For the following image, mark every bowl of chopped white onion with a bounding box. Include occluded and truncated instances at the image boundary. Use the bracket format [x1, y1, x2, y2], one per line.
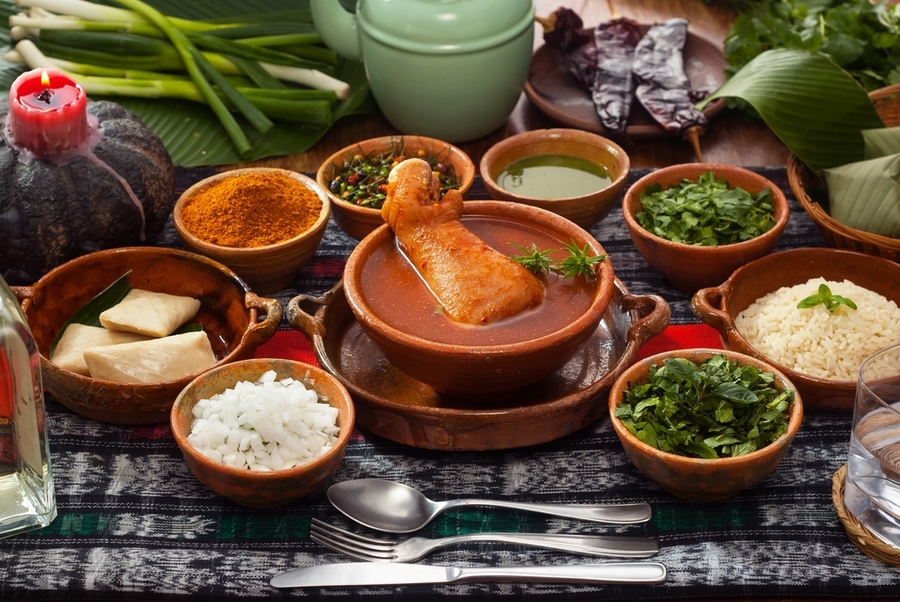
[170, 358, 355, 509]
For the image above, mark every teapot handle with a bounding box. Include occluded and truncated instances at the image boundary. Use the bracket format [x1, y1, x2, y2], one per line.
[310, 0, 362, 61]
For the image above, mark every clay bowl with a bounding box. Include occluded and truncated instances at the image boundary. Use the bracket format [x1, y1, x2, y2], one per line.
[342, 200, 617, 399]
[622, 163, 789, 293]
[691, 247, 900, 412]
[480, 128, 631, 229]
[173, 167, 330, 295]
[171, 358, 355, 509]
[316, 135, 476, 240]
[12, 247, 282, 425]
[609, 348, 803, 502]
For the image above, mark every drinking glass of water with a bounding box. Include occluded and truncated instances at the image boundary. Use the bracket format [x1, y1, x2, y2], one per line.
[845, 342, 900, 549]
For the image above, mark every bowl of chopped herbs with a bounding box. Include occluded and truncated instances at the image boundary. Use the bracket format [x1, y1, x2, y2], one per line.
[622, 163, 789, 293]
[609, 348, 803, 502]
[317, 135, 475, 240]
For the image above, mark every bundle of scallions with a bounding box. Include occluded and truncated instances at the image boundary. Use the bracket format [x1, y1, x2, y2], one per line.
[5, 0, 352, 157]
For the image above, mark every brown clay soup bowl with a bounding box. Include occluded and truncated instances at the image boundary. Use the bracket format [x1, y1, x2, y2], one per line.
[691, 247, 900, 411]
[341, 200, 617, 400]
[13, 247, 282, 424]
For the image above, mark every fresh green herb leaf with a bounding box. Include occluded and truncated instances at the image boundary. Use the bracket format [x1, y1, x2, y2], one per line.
[510, 243, 554, 273]
[614, 354, 793, 459]
[49, 272, 132, 357]
[635, 171, 776, 246]
[509, 240, 607, 279]
[797, 283, 858, 312]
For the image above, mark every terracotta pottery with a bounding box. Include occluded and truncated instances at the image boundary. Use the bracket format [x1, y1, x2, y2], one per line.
[691, 247, 900, 412]
[608, 348, 803, 502]
[12, 247, 282, 425]
[316, 135, 476, 240]
[480, 128, 630, 228]
[170, 359, 355, 509]
[341, 200, 617, 400]
[173, 167, 330, 295]
[622, 163, 789, 293]
[288, 279, 669, 450]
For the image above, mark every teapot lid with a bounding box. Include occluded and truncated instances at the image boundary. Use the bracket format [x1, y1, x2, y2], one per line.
[358, 0, 535, 54]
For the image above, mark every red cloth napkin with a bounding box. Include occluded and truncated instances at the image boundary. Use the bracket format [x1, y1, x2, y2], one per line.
[253, 324, 725, 366]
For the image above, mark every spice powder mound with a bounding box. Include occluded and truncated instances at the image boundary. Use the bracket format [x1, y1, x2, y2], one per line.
[181, 172, 322, 248]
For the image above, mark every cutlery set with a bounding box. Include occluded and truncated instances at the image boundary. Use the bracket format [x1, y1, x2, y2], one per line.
[270, 479, 666, 589]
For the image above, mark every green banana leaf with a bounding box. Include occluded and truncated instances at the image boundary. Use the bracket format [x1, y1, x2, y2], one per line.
[864, 126, 900, 160]
[698, 49, 885, 172]
[0, 0, 376, 167]
[824, 152, 900, 238]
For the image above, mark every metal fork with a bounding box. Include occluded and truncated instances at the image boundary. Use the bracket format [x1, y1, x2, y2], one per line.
[309, 518, 659, 562]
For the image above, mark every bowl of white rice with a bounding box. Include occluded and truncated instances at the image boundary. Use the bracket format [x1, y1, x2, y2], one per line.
[170, 358, 355, 508]
[692, 247, 900, 411]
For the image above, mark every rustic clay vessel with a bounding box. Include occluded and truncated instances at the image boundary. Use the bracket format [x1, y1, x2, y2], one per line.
[342, 200, 617, 399]
[622, 163, 789, 293]
[691, 247, 900, 412]
[608, 348, 803, 502]
[317, 135, 475, 240]
[173, 167, 330, 295]
[287, 279, 670, 451]
[480, 128, 630, 228]
[12, 247, 282, 425]
[171, 359, 355, 509]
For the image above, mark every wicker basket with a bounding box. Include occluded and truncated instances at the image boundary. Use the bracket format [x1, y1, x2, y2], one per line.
[787, 83, 900, 262]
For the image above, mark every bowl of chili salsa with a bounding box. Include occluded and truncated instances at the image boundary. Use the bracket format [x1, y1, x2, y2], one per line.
[316, 135, 476, 240]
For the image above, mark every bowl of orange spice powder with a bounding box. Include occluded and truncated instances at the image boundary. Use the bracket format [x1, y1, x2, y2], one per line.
[173, 167, 330, 295]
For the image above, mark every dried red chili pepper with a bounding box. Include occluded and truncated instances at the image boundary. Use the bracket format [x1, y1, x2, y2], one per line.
[632, 18, 708, 157]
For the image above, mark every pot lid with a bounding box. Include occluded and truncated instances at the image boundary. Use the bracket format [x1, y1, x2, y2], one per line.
[357, 0, 535, 54]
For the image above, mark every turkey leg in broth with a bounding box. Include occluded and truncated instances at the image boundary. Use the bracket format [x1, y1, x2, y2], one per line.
[381, 159, 545, 325]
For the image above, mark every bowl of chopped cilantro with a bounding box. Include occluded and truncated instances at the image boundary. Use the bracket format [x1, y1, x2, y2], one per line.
[622, 163, 789, 293]
[317, 136, 475, 240]
[609, 348, 803, 502]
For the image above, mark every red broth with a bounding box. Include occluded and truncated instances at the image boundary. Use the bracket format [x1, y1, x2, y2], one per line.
[359, 215, 599, 345]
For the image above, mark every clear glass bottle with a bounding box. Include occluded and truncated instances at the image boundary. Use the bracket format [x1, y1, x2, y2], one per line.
[0, 274, 56, 539]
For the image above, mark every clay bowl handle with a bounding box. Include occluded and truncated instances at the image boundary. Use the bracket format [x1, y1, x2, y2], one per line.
[241, 292, 283, 349]
[621, 292, 671, 347]
[690, 285, 734, 337]
[10, 285, 35, 306]
[286, 287, 337, 340]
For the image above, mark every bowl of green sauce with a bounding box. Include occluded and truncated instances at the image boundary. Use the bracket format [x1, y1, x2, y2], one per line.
[480, 128, 630, 228]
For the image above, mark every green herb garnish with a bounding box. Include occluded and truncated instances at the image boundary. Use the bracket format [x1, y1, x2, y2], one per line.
[635, 171, 776, 246]
[510, 240, 607, 279]
[614, 354, 793, 459]
[797, 283, 858, 312]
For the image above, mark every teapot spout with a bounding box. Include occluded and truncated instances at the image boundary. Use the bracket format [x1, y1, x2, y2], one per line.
[310, 0, 362, 62]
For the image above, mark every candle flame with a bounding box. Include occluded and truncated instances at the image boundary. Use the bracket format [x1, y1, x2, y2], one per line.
[40, 70, 50, 87]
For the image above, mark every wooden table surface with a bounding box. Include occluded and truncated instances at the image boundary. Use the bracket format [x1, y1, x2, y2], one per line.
[238, 0, 790, 174]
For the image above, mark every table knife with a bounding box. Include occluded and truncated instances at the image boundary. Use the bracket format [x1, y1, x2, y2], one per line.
[270, 561, 667, 588]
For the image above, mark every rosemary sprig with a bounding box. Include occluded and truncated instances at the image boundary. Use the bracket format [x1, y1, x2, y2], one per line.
[510, 240, 607, 279]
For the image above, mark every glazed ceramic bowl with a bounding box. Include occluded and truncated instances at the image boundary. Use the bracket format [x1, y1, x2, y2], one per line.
[691, 247, 900, 412]
[609, 348, 803, 502]
[622, 163, 789, 293]
[316, 135, 476, 240]
[171, 358, 355, 509]
[12, 247, 282, 425]
[480, 128, 630, 228]
[342, 200, 617, 399]
[173, 167, 330, 295]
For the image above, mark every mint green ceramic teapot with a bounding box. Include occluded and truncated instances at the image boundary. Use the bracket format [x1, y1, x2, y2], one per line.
[310, 0, 535, 142]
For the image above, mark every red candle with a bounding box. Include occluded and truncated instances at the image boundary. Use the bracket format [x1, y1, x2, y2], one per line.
[8, 68, 89, 156]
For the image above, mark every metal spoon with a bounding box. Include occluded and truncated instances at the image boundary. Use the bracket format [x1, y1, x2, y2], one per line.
[327, 479, 652, 533]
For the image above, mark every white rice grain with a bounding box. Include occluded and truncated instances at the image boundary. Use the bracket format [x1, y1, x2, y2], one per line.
[187, 370, 340, 471]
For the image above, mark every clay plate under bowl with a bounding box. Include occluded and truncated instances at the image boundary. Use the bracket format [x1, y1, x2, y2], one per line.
[608, 348, 803, 502]
[525, 25, 727, 139]
[173, 167, 330, 295]
[317, 135, 476, 240]
[171, 358, 355, 509]
[480, 128, 631, 229]
[691, 247, 900, 411]
[12, 247, 282, 425]
[622, 163, 790, 293]
[287, 278, 669, 451]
